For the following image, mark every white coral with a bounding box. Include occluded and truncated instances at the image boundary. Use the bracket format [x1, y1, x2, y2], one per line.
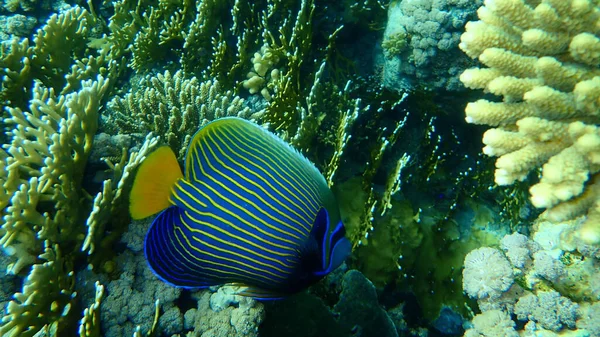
[500, 232, 533, 268]
[515, 291, 579, 331]
[463, 247, 514, 300]
[464, 309, 519, 337]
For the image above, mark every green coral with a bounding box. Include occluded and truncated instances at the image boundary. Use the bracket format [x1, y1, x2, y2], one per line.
[0, 7, 101, 110]
[382, 30, 410, 57]
[3, 0, 40, 12]
[0, 5, 158, 336]
[0, 243, 75, 337]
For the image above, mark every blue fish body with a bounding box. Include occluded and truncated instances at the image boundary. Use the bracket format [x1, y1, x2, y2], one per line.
[136, 117, 351, 298]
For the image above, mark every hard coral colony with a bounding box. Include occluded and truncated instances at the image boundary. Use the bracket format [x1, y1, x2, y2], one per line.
[0, 0, 598, 337]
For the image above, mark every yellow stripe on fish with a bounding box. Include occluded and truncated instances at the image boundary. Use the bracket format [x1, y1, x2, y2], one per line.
[129, 117, 351, 297]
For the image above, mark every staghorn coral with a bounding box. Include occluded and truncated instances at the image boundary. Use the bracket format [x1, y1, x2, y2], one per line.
[459, 0, 600, 244]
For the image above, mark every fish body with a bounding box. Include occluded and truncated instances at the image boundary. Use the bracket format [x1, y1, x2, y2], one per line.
[129, 117, 351, 298]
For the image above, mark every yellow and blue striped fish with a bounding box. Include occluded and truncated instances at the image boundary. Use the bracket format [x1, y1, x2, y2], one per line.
[129, 117, 351, 298]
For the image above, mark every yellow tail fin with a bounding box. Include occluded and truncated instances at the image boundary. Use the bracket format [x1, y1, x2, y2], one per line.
[130, 146, 183, 220]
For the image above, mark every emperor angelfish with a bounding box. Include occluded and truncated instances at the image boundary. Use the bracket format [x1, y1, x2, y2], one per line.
[129, 117, 351, 299]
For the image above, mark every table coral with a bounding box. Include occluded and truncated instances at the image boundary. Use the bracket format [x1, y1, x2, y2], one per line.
[459, 0, 600, 244]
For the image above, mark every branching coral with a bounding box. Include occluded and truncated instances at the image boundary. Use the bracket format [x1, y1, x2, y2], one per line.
[105, 70, 251, 159]
[0, 71, 159, 335]
[0, 242, 74, 337]
[459, 0, 600, 244]
[2, 0, 492, 336]
[0, 6, 112, 110]
[78, 281, 104, 337]
[1, 75, 111, 273]
[243, 44, 282, 100]
[0, 5, 160, 335]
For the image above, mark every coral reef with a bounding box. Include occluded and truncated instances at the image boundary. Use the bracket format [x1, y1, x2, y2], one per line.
[461, 227, 600, 337]
[514, 290, 579, 331]
[0, 0, 414, 335]
[2, 0, 574, 335]
[462, 247, 514, 300]
[100, 255, 181, 337]
[0, 5, 157, 335]
[184, 288, 265, 337]
[105, 70, 252, 159]
[382, 0, 483, 91]
[0, 15, 37, 41]
[464, 309, 519, 337]
[459, 0, 600, 243]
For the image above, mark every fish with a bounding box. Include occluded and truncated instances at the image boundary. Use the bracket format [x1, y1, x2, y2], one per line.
[129, 117, 351, 299]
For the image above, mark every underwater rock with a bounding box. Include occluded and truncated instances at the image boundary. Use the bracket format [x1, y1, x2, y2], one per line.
[333, 270, 399, 337]
[432, 306, 464, 336]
